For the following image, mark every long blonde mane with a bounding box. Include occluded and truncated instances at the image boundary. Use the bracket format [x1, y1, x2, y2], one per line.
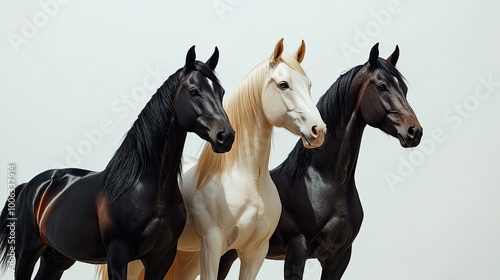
[195, 54, 306, 189]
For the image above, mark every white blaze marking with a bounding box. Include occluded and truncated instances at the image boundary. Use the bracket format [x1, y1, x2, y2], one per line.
[206, 77, 215, 91]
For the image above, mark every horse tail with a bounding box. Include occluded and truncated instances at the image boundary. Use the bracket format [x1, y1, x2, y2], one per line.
[0, 183, 26, 271]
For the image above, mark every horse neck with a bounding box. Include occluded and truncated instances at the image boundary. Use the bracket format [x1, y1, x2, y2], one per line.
[234, 109, 274, 177]
[314, 69, 368, 190]
[228, 65, 274, 177]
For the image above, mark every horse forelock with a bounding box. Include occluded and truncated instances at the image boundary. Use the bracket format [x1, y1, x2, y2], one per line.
[278, 53, 306, 76]
[191, 61, 221, 87]
[375, 58, 407, 91]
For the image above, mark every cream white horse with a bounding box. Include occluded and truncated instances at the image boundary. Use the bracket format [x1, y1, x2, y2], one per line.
[98, 38, 326, 280]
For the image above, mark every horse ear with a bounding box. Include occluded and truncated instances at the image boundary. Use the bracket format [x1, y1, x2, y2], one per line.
[368, 43, 379, 69]
[295, 40, 306, 63]
[271, 38, 285, 65]
[206, 47, 219, 70]
[387, 45, 399, 66]
[185, 45, 196, 71]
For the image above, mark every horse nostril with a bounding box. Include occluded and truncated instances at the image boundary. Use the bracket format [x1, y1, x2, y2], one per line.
[407, 125, 416, 139]
[216, 131, 225, 143]
[311, 125, 318, 138]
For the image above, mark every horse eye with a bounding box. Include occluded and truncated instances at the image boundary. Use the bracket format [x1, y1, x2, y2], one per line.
[377, 84, 387, 92]
[278, 81, 289, 90]
[189, 89, 199, 96]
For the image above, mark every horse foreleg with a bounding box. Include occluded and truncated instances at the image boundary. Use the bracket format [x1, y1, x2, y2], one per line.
[106, 241, 132, 280]
[319, 246, 352, 280]
[284, 234, 308, 280]
[132, 250, 200, 280]
[142, 247, 177, 280]
[238, 241, 269, 280]
[217, 249, 238, 280]
[200, 229, 225, 280]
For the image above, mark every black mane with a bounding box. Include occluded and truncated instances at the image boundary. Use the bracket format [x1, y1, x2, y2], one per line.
[279, 58, 406, 179]
[319, 65, 363, 138]
[100, 68, 181, 201]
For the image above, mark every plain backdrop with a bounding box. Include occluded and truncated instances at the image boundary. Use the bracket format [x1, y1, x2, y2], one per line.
[1, 0, 499, 279]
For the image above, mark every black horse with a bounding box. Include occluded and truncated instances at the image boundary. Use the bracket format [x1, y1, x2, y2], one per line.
[0, 46, 235, 280]
[218, 43, 423, 279]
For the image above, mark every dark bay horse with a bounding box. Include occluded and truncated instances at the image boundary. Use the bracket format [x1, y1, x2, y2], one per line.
[0, 46, 235, 280]
[218, 43, 423, 279]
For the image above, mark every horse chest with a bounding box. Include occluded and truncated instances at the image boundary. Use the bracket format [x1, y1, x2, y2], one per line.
[228, 173, 281, 217]
[308, 196, 363, 260]
[311, 178, 364, 236]
[310, 213, 355, 259]
[228, 204, 277, 250]
[226, 178, 282, 248]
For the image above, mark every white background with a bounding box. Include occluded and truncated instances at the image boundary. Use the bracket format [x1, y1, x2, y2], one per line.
[1, 0, 499, 279]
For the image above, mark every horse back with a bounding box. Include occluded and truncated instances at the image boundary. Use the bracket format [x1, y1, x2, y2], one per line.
[18, 168, 95, 218]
